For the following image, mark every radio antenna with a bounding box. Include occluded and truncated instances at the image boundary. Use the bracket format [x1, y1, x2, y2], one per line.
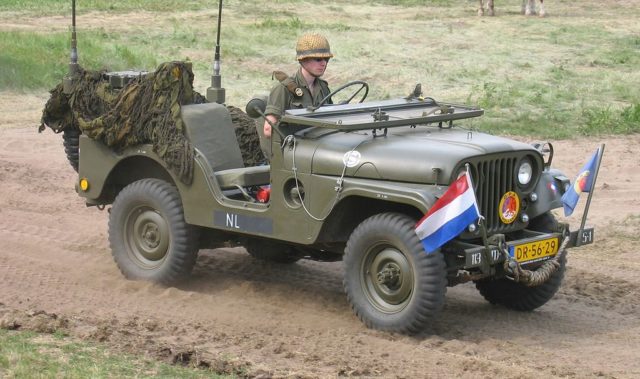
[206, 0, 226, 104]
[63, 0, 80, 94]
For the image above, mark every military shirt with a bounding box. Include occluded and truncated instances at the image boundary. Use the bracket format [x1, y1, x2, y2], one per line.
[264, 68, 332, 118]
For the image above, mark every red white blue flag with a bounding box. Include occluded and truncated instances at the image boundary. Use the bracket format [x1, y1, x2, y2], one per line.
[415, 173, 480, 254]
[561, 149, 599, 216]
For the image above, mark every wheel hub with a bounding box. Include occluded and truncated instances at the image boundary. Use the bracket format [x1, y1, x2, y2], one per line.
[126, 207, 170, 265]
[377, 263, 401, 287]
[142, 224, 160, 248]
[363, 247, 414, 313]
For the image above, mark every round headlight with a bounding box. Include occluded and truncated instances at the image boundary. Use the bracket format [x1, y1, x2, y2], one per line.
[518, 159, 533, 186]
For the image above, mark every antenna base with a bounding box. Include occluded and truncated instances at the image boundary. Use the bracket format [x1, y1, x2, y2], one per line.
[63, 63, 81, 95]
[206, 74, 225, 104]
[206, 87, 226, 104]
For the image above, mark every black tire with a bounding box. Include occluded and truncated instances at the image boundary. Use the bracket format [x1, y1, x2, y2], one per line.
[245, 239, 301, 264]
[474, 212, 566, 311]
[109, 179, 199, 285]
[343, 213, 447, 334]
[62, 128, 80, 172]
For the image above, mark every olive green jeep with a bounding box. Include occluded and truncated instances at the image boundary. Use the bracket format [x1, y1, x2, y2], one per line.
[62, 72, 594, 333]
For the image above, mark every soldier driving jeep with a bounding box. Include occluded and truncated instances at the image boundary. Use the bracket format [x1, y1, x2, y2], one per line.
[262, 33, 334, 139]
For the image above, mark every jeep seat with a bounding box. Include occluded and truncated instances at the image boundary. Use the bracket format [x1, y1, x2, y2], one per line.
[181, 103, 269, 190]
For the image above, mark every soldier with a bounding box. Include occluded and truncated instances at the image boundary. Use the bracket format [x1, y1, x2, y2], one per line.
[263, 33, 333, 138]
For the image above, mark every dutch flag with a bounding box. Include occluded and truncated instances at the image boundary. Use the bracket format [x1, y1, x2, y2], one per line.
[415, 173, 480, 254]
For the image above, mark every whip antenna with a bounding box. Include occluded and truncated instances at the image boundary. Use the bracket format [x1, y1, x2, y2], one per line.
[207, 0, 226, 104]
[70, 0, 78, 69]
[63, 0, 80, 94]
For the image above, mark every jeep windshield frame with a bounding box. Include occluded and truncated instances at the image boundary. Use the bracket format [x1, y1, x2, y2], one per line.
[280, 98, 483, 131]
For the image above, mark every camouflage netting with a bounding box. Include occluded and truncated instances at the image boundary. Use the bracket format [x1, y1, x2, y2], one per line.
[228, 105, 265, 167]
[39, 61, 266, 184]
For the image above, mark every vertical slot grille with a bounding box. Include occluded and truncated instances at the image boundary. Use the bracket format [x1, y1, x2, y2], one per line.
[476, 157, 517, 233]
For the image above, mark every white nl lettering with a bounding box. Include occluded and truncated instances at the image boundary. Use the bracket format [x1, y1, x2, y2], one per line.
[226, 213, 240, 229]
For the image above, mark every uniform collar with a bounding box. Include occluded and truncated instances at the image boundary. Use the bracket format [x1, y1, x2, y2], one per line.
[294, 67, 319, 89]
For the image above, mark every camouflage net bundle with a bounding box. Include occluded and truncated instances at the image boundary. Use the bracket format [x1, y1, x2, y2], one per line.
[40, 61, 266, 184]
[228, 105, 265, 167]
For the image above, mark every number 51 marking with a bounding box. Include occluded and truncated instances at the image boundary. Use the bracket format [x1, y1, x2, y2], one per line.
[581, 229, 593, 244]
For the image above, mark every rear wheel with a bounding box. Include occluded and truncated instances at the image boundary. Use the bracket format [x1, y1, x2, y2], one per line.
[343, 213, 447, 334]
[109, 179, 199, 285]
[475, 212, 566, 311]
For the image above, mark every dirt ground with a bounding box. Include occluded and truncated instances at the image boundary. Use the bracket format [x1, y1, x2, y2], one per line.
[1, 89, 639, 378]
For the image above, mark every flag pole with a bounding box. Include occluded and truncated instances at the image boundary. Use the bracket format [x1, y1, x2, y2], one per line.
[466, 164, 492, 273]
[576, 143, 605, 247]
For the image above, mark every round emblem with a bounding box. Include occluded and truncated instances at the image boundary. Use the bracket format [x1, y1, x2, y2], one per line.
[343, 150, 361, 168]
[498, 191, 520, 224]
[573, 170, 591, 194]
[294, 87, 304, 97]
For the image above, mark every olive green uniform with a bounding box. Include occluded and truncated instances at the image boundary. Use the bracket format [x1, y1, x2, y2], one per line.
[265, 68, 332, 118]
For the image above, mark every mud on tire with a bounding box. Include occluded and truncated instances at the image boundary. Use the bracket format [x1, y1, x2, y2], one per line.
[343, 213, 447, 334]
[109, 178, 199, 285]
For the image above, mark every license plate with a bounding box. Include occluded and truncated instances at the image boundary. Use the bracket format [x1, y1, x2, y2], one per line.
[509, 237, 559, 264]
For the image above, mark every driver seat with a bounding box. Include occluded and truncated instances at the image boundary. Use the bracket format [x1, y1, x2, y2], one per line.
[181, 103, 270, 190]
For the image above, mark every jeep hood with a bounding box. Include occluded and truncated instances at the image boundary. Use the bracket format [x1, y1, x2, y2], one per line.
[303, 126, 538, 184]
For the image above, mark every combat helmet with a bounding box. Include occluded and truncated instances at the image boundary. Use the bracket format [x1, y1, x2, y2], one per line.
[296, 33, 334, 61]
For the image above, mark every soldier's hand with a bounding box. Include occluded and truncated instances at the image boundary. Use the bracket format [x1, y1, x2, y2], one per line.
[263, 115, 278, 139]
[263, 120, 272, 138]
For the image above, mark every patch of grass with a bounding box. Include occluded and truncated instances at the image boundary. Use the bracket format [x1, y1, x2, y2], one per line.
[0, 0, 208, 13]
[370, 0, 453, 6]
[253, 16, 309, 31]
[579, 103, 640, 135]
[0, 31, 158, 90]
[0, 329, 229, 378]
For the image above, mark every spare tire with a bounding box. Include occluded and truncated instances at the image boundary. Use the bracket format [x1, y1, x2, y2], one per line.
[62, 128, 80, 172]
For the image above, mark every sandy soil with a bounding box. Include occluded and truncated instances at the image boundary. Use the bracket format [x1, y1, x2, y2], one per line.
[0, 90, 639, 378]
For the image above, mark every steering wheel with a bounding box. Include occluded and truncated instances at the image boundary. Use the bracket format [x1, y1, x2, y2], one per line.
[316, 80, 369, 109]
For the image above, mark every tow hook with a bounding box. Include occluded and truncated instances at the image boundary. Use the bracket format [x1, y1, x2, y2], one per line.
[502, 223, 571, 287]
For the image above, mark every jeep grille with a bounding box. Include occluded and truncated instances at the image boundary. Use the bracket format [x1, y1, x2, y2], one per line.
[469, 154, 540, 234]
[475, 156, 518, 233]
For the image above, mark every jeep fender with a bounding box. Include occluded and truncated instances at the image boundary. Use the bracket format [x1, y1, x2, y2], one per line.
[77, 136, 177, 204]
[313, 177, 441, 243]
[526, 168, 569, 219]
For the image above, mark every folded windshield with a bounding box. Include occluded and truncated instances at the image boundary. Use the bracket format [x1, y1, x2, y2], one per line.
[281, 98, 483, 131]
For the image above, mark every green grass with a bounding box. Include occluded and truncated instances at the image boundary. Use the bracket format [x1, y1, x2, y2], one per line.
[1, 0, 639, 138]
[0, 31, 157, 90]
[0, 0, 209, 13]
[0, 329, 230, 378]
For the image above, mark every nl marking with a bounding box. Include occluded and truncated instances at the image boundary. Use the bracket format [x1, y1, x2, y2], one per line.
[226, 213, 240, 229]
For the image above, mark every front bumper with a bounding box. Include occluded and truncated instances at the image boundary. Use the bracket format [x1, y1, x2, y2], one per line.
[447, 227, 594, 272]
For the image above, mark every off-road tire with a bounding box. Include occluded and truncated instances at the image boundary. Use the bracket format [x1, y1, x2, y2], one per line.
[343, 213, 447, 334]
[474, 212, 566, 311]
[245, 239, 301, 264]
[109, 179, 199, 285]
[62, 128, 80, 172]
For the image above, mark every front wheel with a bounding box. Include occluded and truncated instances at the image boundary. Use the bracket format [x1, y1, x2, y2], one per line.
[343, 213, 447, 334]
[109, 179, 199, 285]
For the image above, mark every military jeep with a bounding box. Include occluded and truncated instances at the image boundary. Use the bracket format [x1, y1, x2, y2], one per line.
[55, 67, 594, 333]
[41, 0, 595, 335]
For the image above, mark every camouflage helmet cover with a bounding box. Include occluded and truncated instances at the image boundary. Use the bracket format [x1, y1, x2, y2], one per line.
[296, 33, 334, 61]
